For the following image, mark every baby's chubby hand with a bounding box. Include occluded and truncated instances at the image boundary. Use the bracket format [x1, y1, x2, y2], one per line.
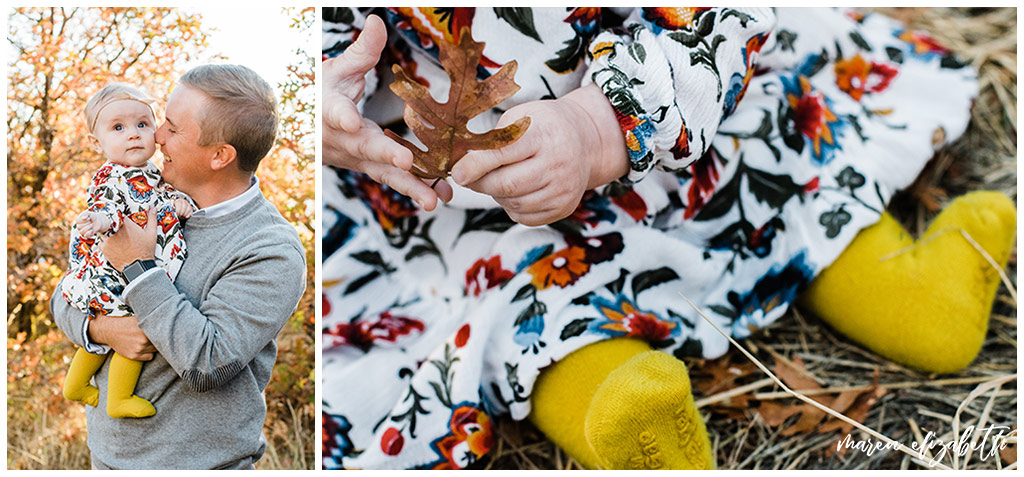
[75, 210, 112, 238]
[323, 14, 452, 210]
[172, 198, 194, 219]
[451, 84, 630, 226]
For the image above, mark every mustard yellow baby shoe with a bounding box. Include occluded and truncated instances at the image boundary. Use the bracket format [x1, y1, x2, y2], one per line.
[800, 191, 1015, 374]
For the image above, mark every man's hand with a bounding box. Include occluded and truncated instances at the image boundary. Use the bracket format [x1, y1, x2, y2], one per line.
[451, 84, 629, 226]
[101, 208, 157, 271]
[323, 14, 452, 210]
[88, 313, 157, 361]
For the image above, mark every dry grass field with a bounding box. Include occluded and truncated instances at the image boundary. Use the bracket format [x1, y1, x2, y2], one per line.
[480, 7, 1017, 470]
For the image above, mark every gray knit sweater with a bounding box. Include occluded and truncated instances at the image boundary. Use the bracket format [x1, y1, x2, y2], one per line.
[52, 190, 306, 469]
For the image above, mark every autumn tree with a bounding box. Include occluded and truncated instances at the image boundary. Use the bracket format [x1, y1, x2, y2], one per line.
[7, 7, 209, 338]
[256, 6, 316, 469]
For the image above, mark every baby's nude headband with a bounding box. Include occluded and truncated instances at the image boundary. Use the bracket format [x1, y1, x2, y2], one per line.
[86, 86, 157, 133]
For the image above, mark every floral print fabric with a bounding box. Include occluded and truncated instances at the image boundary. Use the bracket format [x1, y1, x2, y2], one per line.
[61, 161, 190, 317]
[322, 7, 975, 469]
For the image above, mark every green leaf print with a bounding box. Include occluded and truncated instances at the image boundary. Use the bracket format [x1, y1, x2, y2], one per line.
[746, 167, 803, 210]
[849, 30, 872, 51]
[429, 344, 460, 410]
[560, 318, 594, 340]
[631, 267, 680, 298]
[493, 7, 542, 42]
[545, 34, 587, 74]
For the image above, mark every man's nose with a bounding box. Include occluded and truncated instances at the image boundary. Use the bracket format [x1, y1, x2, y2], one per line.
[154, 124, 166, 144]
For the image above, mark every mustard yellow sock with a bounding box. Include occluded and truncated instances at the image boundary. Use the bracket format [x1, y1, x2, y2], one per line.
[63, 347, 106, 407]
[106, 352, 155, 418]
[800, 191, 1016, 374]
[584, 349, 713, 470]
[530, 338, 651, 469]
[529, 337, 713, 469]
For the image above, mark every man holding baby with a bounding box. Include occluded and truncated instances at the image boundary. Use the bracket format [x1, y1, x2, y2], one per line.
[52, 64, 306, 470]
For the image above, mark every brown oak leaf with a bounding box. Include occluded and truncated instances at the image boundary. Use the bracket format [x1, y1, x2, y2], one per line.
[385, 27, 530, 180]
[757, 357, 887, 439]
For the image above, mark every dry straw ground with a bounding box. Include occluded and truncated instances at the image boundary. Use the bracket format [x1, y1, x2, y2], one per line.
[481, 7, 1017, 470]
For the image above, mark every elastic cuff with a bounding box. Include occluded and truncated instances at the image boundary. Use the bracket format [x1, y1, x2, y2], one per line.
[81, 320, 111, 354]
[586, 28, 683, 184]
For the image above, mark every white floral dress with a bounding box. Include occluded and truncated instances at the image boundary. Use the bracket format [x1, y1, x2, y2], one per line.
[62, 160, 190, 317]
[321, 7, 976, 469]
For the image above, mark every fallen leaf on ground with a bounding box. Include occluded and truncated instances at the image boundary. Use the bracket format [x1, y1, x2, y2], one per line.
[753, 357, 887, 439]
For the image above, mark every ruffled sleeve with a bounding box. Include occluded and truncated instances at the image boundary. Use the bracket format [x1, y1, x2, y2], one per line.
[583, 7, 775, 183]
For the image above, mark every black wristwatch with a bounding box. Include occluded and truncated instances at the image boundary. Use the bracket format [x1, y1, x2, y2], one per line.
[122, 259, 158, 283]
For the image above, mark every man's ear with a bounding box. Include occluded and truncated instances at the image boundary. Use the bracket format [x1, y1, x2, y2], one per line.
[88, 134, 102, 153]
[209, 144, 238, 171]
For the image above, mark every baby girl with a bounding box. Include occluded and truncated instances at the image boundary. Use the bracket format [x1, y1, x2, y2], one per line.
[61, 83, 193, 418]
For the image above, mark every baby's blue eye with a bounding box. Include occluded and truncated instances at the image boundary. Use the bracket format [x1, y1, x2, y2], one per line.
[114, 124, 123, 131]
[138, 122, 147, 128]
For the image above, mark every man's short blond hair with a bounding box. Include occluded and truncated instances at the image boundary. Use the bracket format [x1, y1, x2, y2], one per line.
[180, 64, 279, 173]
[84, 83, 156, 134]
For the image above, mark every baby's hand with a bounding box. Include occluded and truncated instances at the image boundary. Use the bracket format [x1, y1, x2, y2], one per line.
[452, 84, 629, 226]
[173, 198, 194, 219]
[323, 14, 452, 210]
[75, 211, 112, 238]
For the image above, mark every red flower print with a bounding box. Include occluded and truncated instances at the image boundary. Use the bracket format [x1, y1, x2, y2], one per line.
[325, 311, 426, 352]
[670, 122, 691, 160]
[390, 7, 500, 69]
[566, 232, 624, 265]
[87, 251, 104, 268]
[803, 177, 820, 194]
[566, 7, 600, 26]
[125, 175, 154, 201]
[455, 324, 470, 348]
[731, 32, 771, 109]
[169, 243, 182, 259]
[898, 30, 949, 55]
[683, 149, 723, 220]
[128, 210, 148, 227]
[357, 179, 417, 231]
[834, 54, 899, 101]
[431, 406, 494, 469]
[157, 207, 178, 233]
[71, 236, 93, 260]
[595, 296, 677, 341]
[642, 7, 711, 30]
[87, 297, 105, 317]
[615, 110, 647, 156]
[464, 256, 514, 297]
[322, 295, 332, 317]
[786, 76, 842, 161]
[527, 246, 589, 290]
[92, 165, 113, 187]
[381, 427, 404, 456]
[568, 191, 612, 228]
[610, 189, 648, 222]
